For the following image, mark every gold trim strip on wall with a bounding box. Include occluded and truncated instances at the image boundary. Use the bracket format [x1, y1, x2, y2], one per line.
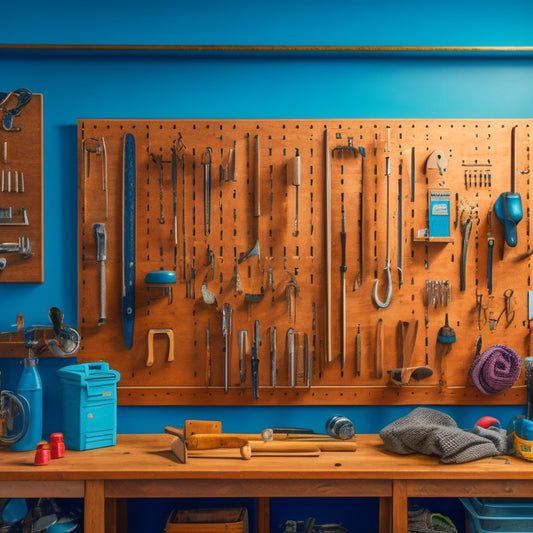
[1, 44, 533, 53]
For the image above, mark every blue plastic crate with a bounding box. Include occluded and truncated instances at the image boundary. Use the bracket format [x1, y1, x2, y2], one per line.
[460, 498, 533, 533]
[467, 498, 533, 518]
[56, 362, 120, 451]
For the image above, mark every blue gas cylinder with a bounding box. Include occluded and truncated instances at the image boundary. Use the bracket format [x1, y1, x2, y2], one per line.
[11, 356, 43, 451]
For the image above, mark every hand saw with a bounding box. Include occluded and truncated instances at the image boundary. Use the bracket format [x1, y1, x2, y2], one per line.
[122, 133, 136, 349]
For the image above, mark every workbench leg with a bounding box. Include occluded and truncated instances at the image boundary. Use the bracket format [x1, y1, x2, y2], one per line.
[378, 497, 392, 533]
[392, 480, 408, 533]
[257, 497, 270, 533]
[85, 480, 105, 533]
[115, 499, 129, 533]
[104, 498, 128, 533]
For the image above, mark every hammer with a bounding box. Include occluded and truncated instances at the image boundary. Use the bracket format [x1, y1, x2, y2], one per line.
[165, 426, 356, 463]
[167, 431, 321, 462]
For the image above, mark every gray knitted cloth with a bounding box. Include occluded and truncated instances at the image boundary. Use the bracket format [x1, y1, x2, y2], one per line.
[379, 407, 509, 464]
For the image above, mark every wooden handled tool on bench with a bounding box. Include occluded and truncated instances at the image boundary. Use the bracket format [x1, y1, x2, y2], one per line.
[166, 428, 321, 462]
[165, 425, 356, 462]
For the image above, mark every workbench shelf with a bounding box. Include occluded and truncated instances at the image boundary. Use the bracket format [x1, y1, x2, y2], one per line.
[77, 119, 532, 407]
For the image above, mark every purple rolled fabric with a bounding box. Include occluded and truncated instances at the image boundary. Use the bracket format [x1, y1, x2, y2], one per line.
[469, 344, 522, 394]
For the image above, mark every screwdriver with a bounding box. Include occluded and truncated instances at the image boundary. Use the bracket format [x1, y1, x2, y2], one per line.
[340, 207, 347, 376]
[289, 148, 301, 237]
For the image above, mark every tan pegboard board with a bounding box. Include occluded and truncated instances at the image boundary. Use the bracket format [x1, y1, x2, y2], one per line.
[0, 94, 43, 283]
[77, 119, 532, 405]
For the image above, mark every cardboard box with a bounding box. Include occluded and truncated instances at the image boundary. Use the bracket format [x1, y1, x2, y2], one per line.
[165, 507, 248, 533]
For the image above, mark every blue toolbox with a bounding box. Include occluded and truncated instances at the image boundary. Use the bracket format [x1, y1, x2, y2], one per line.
[56, 362, 120, 450]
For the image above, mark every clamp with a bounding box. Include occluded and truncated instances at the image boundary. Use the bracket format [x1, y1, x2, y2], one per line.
[0, 88, 32, 131]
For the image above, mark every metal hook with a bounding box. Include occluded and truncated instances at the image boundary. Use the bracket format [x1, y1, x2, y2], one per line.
[372, 155, 392, 309]
[372, 260, 393, 309]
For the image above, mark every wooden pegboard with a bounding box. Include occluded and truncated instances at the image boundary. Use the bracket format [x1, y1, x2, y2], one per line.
[77, 119, 532, 406]
[0, 94, 43, 283]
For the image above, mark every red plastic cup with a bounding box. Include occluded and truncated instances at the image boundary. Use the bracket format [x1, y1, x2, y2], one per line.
[34, 442, 51, 466]
[49, 432, 65, 459]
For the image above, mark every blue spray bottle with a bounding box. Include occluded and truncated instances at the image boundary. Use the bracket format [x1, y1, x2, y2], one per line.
[11, 332, 43, 452]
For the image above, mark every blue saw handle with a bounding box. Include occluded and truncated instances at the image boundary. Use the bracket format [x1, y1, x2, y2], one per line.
[122, 133, 136, 350]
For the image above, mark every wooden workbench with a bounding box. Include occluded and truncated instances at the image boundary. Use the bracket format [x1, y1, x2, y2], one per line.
[0, 434, 532, 532]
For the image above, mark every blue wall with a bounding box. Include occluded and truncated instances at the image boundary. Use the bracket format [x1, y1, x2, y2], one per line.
[2, 0, 533, 47]
[1, 0, 532, 436]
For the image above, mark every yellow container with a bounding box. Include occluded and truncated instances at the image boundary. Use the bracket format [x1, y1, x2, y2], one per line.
[513, 432, 533, 462]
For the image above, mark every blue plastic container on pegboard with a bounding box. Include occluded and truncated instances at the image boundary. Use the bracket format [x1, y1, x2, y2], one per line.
[56, 362, 120, 450]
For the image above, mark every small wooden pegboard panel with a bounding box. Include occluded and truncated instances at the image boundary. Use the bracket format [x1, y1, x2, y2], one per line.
[0, 94, 43, 283]
[78, 119, 532, 406]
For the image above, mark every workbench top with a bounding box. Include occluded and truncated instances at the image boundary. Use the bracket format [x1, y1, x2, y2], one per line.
[0, 434, 531, 482]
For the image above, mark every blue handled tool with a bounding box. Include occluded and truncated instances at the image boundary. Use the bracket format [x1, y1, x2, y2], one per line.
[122, 133, 136, 349]
[494, 126, 522, 247]
[486, 210, 494, 294]
[0, 88, 32, 131]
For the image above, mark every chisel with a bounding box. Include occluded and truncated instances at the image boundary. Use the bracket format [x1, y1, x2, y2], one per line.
[238, 330, 247, 383]
[340, 207, 347, 376]
[287, 327, 295, 387]
[122, 133, 136, 349]
[92, 223, 107, 326]
[251, 320, 261, 399]
[201, 147, 212, 236]
[222, 303, 233, 394]
[270, 326, 277, 388]
[289, 148, 301, 237]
